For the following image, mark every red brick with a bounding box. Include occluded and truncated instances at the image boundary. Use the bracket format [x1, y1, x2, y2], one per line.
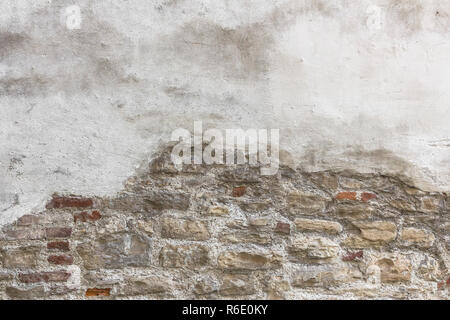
[447, 277, 450, 286]
[232, 186, 246, 197]
[361, 192, 377, 202]
[335, 192, 357, 201]
[74, 210, 102, 223]
[275, 222, 290, 235]
[342, 250, 363, 262]
[46, 196, 93, 209]
[48, 255, 73, 265]
[45, 227, 72, 239]
[86, 288, 111, 297]
[18, 271, 70, 283]
[47, 241, 70, 252]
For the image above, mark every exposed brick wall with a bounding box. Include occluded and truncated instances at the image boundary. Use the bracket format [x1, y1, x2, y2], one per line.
[0, 148, 449, 300]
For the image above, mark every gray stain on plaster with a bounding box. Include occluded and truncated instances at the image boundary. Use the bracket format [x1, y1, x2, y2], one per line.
[0, 2, 136, 97]
[386, 0, 425, 35]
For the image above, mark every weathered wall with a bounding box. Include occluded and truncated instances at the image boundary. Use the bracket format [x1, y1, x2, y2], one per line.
[0, 148, 449, 299]
[0, 0, 449, 299]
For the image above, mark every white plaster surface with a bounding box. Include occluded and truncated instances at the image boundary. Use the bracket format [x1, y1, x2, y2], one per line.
[1, 0, 449, 226]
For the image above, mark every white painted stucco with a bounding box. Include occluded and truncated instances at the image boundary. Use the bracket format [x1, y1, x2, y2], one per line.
[1, 0, 449, 226]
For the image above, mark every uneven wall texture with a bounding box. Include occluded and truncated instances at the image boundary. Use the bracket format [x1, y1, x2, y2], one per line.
[1, 0, 450, 300]
[2, 0, 450, 227]
[0, 147, 448, 299]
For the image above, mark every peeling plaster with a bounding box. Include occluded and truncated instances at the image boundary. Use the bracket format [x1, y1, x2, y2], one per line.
[1, 0, 449, 226]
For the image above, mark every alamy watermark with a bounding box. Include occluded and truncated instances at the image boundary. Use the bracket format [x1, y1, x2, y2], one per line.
[170, 121, 279, 175]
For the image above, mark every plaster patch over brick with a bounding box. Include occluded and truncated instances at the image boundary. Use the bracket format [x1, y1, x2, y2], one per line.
[0, 146, 448, 299]
[1, 0, 450, 229]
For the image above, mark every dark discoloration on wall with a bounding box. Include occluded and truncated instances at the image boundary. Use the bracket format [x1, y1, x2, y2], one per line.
[0, 194, 19, 212]
[157, 20, 273, 81]
[1, 0, 449, 255]
[287, 137, 438, 191]
[0, 1, 136, 97]
[154, 0, 185, 11]
[3, 0, 441, 100]
[387, 0, 424, 35]
[268, 0, 338, 28]
[344, 148, 416, 173]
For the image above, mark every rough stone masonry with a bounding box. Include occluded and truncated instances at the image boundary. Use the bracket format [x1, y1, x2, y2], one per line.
[0, 147, 448, 299]
[1, 0, 450, 300]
